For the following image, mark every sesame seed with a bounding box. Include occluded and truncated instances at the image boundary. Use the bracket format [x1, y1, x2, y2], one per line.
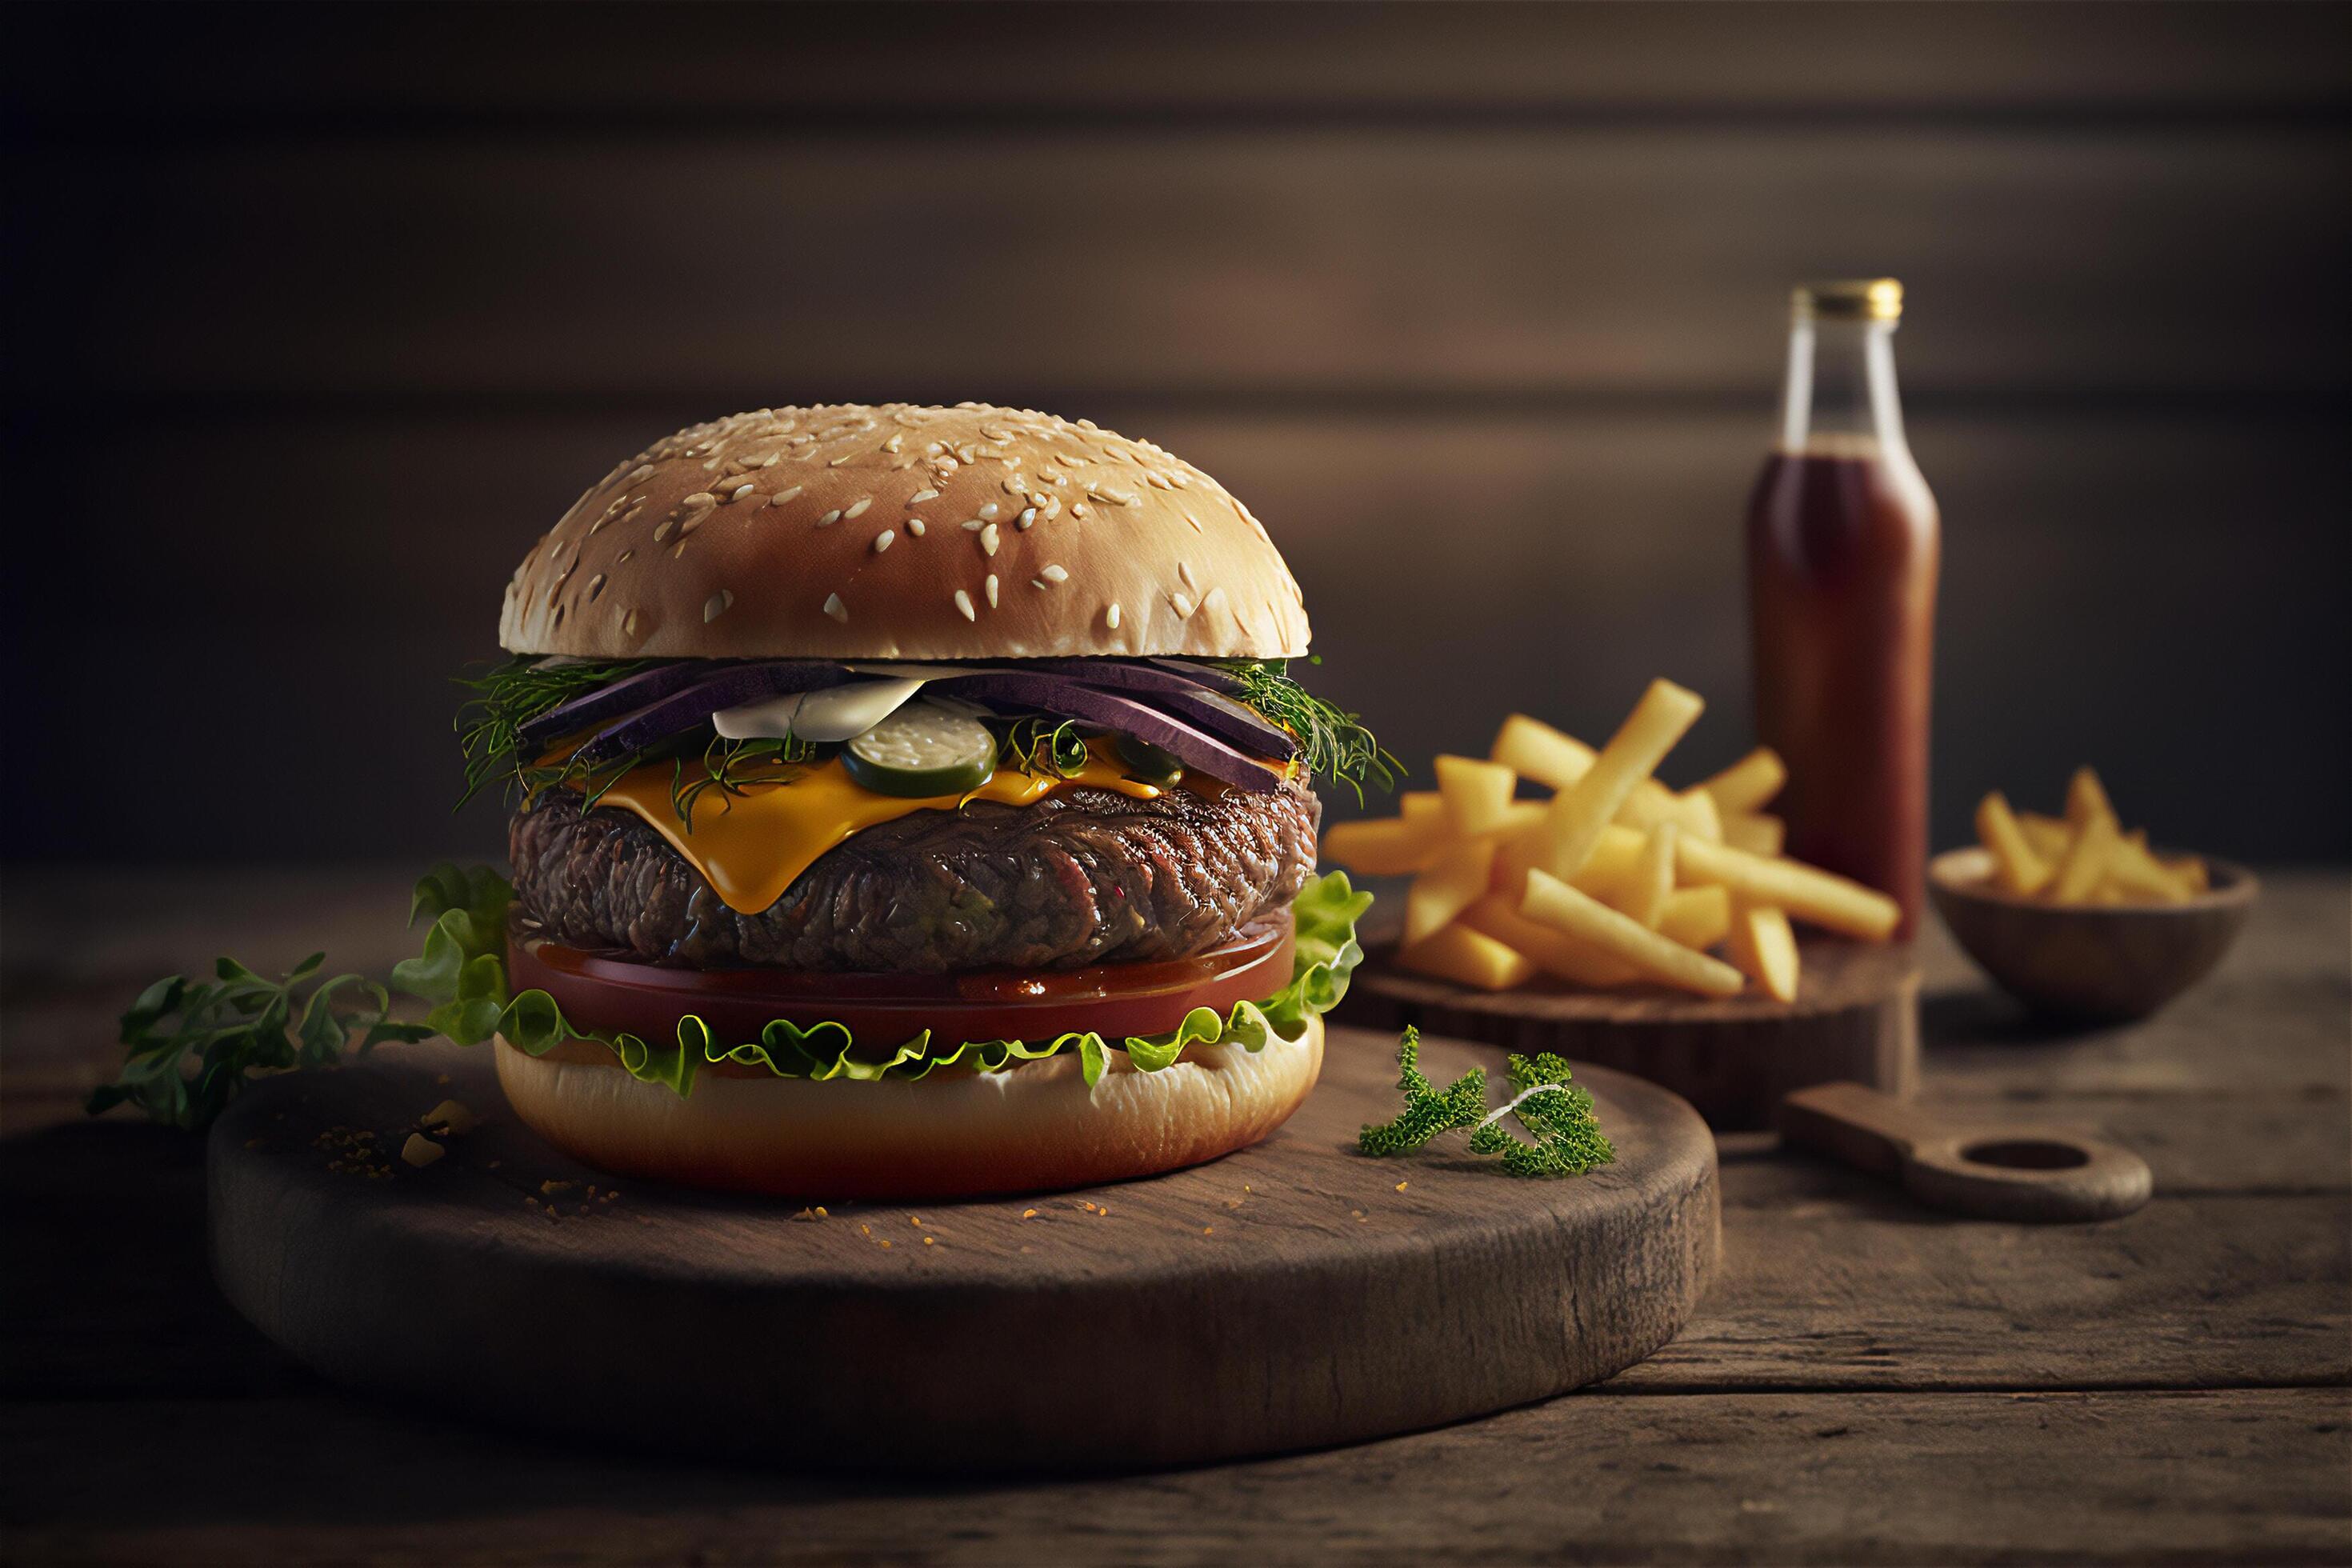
[822, 593, 848, 622]
[1204, 586, 1230, 618]
[981, 523, 1000, 556]
[909, 488, 940, 505]
[1171, 592, 1195, 618]
[628, 464, 657, 483]
[1070, 503, 1090, 518]
[1031, 578, 1047, 590]
[1178, 562, 1197, 590]
[1184, 514, 1203, 533]
[873, 530, 895, 553]
[961, 518, 984, 532]
[817, 510, 842, 526]
[1018, 507, 1038, 530]
[954, 589, 977, 622]
[652, 519, 675, 542]
[907, 518, 926, 537]
[726, 483, 754, 502]
[622, 608, 642, 637]
[845, 497, 873, 519]
[978, 502, 1000, 520]
[1106, 602, 1122, 630]
[1041, 564, 1068, 582]
[984, 574, 999, 607]
[768, 485, 804, 507]
[703, 590, 733, 623]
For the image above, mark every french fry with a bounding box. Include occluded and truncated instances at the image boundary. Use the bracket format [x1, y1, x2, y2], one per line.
[1540, 678, 1706, 879]
[1726, 902, 1800, 1003]
[2048, 805, 2121, 905]
[1406, 836, 1498, 945]
[1697, 748, 1786, 814]
[1617, 779, 1722, 842]
[1322, 814, 1444, 876]
[2162, 851, 2210, 894]
[1459, 894, 1642, 987]
[1400, 791, 1446, 834]
[1658, 884, 1732, 950]
[1673, 836, 1901, 941]
[2106, 830, 2194, 904]
[2018, 811, 2073, 861]
[1622, 822, 1678, 929]
[1577, 822, 1652, 905]
[1434, 754, 1518, 837]
[1489, 714, 1595, 790]
[1974, 790, 2052, 896]
[2066, 766, 2116, 830]
[1521, 869, 1745, 998]
[1395, 922, 1536, 991]
[1719, 811, 1784, 858]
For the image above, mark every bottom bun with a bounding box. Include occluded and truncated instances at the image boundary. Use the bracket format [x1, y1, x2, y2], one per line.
[492, 1016, 1325, 1199]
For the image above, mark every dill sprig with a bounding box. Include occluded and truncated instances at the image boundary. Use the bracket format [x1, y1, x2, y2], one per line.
[1358, 1028, 1615, 1178]
[454, 655, 649, 808]
[997, 715, 1090, 778]
[1219, 660, 1402, 803]
[670, 734, 818, 829]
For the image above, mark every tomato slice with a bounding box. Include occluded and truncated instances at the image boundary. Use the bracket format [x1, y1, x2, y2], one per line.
[507, 916, 1298, 1068]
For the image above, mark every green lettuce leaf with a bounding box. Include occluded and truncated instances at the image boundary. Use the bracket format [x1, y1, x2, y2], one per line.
[390, 864, 1370, 1098]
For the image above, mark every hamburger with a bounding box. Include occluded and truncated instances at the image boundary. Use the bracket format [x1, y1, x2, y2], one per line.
[426, 403, 1386, 1198]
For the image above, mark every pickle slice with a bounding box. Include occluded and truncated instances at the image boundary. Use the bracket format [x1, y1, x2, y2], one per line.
[842, 703, 998, 798]
[1114, 733, 1185, 784]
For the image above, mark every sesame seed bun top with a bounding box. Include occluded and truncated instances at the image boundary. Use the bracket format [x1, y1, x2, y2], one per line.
[499, 403, 1311, 662]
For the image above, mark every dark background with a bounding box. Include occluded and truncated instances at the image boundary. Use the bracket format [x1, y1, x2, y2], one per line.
[4, 1, 2346, 867]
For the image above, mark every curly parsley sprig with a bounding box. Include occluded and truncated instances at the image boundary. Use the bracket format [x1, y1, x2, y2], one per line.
[86, 956, 434, 1133]
[1358, 1027, 1615, 1178]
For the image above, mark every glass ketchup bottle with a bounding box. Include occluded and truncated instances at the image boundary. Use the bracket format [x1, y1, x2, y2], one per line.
[1746, 279, 1940, 938]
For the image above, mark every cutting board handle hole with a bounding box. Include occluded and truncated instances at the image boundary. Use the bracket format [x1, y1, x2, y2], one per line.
[1960, 1139, 2091, 1171]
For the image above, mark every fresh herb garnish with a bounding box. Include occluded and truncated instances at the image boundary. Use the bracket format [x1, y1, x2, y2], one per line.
[1218, 660, 1402, 803]
[86, 957, 434, 1132]
[454, 655, 648, 808]
[996, 715, 1090, 779]
[1358, 1027, 1615, 1178]
[669, 734, 819, 828]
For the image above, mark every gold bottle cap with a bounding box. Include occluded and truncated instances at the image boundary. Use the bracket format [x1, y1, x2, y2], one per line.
[1794, 278, 1903, 322]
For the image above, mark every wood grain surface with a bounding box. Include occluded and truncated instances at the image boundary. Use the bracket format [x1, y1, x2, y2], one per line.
[5, 869, 2345, 1563]
[205, 1028, 1718, 1473]
[1340, 938, 1918, 1129]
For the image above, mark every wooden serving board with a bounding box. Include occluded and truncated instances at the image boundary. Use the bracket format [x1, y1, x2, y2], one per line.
[1335, 938, 1920, 1130]
[207, 1026, 1716, 1474]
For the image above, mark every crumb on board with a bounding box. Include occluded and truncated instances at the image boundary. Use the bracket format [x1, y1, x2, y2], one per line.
[1021, 1208, 1039, 1220]
[398, 1134, 444, 1169]
[922, 1236, 936, 1246]
[1394, 1181, 1410, 1192]
[436, 1074, 451, 1086]
[422, 1099, 477, 1135]
[540, 1180, 573, 1197]
[792, 1206, 823, 1222]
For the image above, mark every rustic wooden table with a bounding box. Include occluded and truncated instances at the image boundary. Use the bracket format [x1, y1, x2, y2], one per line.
[4, 867, 2346, 1564]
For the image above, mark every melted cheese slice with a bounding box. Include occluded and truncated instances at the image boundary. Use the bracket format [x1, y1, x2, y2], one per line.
[579, 741, 1161, 915]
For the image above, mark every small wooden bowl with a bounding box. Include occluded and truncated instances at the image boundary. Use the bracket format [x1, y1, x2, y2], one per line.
[1928, 846, 2258, 1023]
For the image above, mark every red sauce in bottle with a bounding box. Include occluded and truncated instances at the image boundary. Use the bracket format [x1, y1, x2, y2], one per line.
[1746, 282, 1940, 937]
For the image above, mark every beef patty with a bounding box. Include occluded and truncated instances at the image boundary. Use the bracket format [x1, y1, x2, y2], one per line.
[509, 779, 1321, 973]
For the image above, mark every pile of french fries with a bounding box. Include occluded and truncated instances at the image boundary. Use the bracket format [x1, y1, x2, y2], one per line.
[1322, 678, 1899, 1003]
[1974, 769, 2207, 905]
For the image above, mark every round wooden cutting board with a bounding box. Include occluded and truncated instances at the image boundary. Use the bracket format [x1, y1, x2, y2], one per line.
[208, 1026, 1717, 1474]
[1336, 938, 1921, 1130]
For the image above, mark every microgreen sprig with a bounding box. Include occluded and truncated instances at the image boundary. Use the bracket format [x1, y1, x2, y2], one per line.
[1358, 1028, 1616, 1178]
